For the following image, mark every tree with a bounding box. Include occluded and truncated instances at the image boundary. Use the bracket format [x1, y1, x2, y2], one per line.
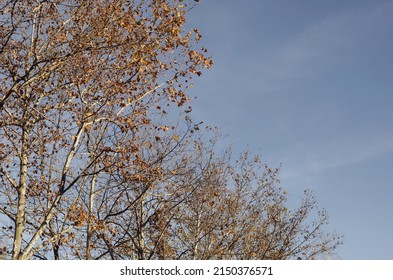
[0, 0, 341, 260]
[111, 134, 342, 260]
[170, 149, 341, 260]
[0, 0, 211, 259]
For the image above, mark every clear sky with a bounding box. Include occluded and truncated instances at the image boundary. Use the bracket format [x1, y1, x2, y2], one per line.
[187, 0, 393, 259]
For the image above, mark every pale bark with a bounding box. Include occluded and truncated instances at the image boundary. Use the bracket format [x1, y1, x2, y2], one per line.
[12, 127, 29, 259]
[86, 173, 97, 260]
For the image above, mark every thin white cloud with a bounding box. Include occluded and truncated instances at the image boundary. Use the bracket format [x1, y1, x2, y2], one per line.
[280, 128, 393, 182]
[261, 1, 393, 81]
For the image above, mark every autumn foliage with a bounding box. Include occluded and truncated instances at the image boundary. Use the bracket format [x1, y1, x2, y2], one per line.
[0, 0, 341, 259]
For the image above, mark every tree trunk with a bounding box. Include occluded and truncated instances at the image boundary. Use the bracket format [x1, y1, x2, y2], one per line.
[86, 173, 97, 260]
[12, 127, 29, 259]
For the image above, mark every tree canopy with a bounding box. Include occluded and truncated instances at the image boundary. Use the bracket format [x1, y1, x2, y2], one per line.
[0, 0, 341, 260]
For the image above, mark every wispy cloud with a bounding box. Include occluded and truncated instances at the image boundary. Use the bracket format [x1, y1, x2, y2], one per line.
[260, 1, 393, 81]
[280, 128, 393, 184]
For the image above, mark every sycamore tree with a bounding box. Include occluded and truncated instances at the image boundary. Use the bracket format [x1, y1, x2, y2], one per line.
[0, 0, 341, 260]
[0, 0, 211, 259]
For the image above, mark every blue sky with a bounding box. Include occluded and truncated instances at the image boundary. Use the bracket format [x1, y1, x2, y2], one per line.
[187, 0, 393, 259]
